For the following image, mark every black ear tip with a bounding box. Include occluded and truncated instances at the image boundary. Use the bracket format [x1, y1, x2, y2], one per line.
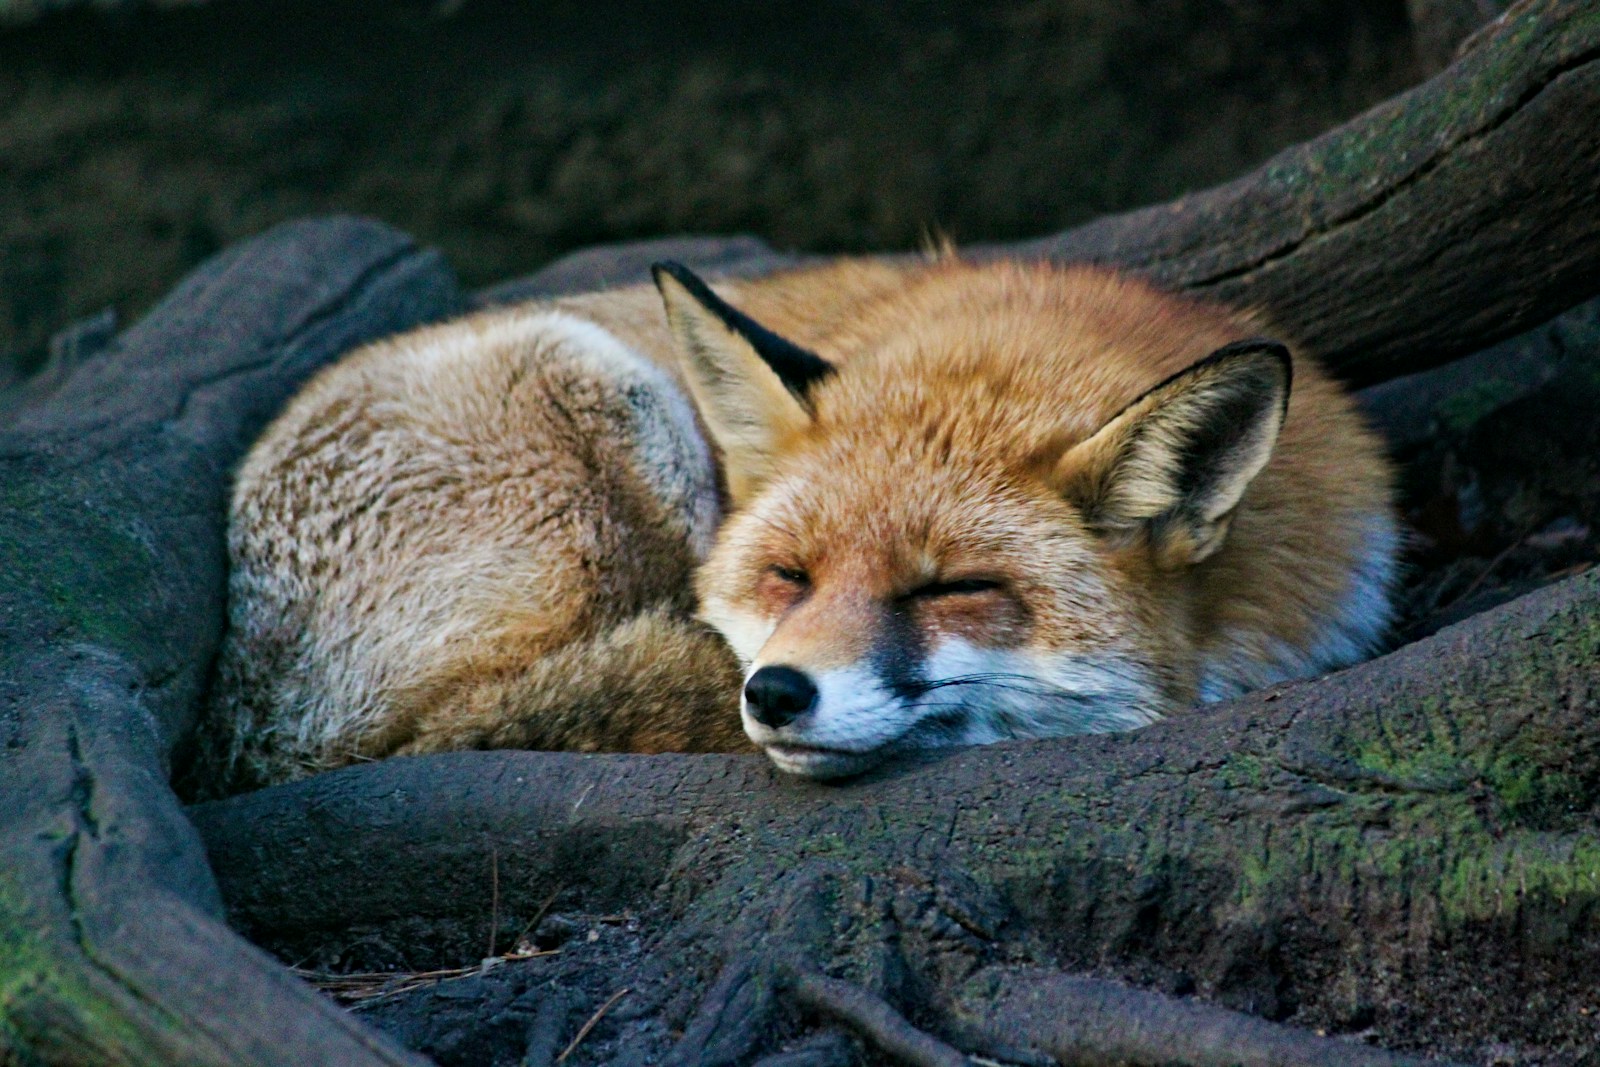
[651, 260, 700, 294]
[1214, 337, 1293, 390]
[649, 260, 675, 287]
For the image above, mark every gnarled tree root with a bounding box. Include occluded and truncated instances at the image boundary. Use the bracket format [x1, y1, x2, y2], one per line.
[192, 565, 1600, 1061]
[946, 970, 1461, 1067]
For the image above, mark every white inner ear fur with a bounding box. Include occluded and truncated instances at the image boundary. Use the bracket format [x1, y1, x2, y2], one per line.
[656, 273, 812, 502]
[1062, 348, 1289, 565]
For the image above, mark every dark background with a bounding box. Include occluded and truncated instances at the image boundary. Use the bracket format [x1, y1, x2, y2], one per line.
[0, 0, 1423, 384]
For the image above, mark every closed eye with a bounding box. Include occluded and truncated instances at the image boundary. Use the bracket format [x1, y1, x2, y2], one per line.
[768, 565, 810, 587]
[905, 577, 1004, 600]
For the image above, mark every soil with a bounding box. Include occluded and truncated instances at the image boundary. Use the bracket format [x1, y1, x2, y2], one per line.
[0, 0, 1418, 382]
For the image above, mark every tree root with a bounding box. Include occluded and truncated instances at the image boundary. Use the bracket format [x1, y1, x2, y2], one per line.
[749, 1032, 857, 1067]
[661, 957, 779, 1067]
[786, 967, 969, 1067]
[519, 987, 570, 1067]
[661, 948, 1474, 1067]
[950, 969, 1467, 1067]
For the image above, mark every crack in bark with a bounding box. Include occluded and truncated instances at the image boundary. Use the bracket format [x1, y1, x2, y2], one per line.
[166, 242, 427, 431]
[1274, 751, 1469, 796]
[58, 721, 188, 1037]
[1184, 42, 1600, 290]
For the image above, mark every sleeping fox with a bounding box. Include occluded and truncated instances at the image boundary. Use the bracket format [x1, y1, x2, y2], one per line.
[195, 254, 1395, 791]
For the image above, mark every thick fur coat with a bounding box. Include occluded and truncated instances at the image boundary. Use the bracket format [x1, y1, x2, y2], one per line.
[195, 257, 1394, 791]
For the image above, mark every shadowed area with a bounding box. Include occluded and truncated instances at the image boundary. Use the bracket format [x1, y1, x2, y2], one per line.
[0, 0, 1418, 379]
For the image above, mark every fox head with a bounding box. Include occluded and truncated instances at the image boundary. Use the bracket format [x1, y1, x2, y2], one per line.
[652, 260, 1292, 779]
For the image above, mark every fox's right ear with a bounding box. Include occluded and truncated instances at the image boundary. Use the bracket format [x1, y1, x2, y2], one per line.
[1057, 339, 1292, 569]
[653, 261, 833, 503]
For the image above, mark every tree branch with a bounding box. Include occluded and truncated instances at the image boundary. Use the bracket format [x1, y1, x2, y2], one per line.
[982, 0, 1600, 386]
[492, 0, 1600, 389]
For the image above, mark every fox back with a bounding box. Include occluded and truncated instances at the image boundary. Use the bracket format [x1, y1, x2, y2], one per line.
[198, 255, 1395, 789]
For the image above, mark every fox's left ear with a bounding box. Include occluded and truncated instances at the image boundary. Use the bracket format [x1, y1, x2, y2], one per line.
[652, 261, 834, 503]
[1057, 339, 1292, 568]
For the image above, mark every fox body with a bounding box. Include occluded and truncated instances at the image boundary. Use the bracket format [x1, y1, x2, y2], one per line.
[197, 256, 1395, 791]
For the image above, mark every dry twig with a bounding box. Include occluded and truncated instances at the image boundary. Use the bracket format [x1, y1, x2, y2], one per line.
[555, 987, 631, 1063]
[488, 845, 501, 960]
[292, 947, 559, 1007]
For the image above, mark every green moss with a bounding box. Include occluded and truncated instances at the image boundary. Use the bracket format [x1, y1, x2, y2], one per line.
[0, 475, 162, 655]
[1264, 4, 1599, 208]
[1216, 753, 1269, 791]
[1215, 769, 1600, 926]
[0, 873, 151, 1062]
[1439, 835, 1600, 921]
[1235, 852, 1273, 905]
[1484, 754, 1590, 832]
[1343, 695, 1469, 790]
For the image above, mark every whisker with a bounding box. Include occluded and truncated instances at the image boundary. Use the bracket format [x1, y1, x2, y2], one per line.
[900, 699, 976, 712]
[911, 673, 1084, 700]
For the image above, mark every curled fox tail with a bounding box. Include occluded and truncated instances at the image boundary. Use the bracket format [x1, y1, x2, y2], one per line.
[383, 606, 749, 759]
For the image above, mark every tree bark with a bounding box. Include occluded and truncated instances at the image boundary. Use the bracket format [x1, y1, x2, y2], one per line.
[485, 0, 1600, 391]
[0, 217, 459, 1066]
[999, 0, 1600, 387]
[190, 567, 1600, 1061]
[4, 0, 1600, 1062]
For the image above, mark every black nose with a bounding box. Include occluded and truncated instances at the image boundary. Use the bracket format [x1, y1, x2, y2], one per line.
[744, 665, 818, 728]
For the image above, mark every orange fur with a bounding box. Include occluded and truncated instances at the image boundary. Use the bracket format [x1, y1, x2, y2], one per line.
[195, 256, 1395, 790]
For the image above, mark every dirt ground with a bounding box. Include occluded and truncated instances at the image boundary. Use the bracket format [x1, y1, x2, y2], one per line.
[0, 0, 1419, 382]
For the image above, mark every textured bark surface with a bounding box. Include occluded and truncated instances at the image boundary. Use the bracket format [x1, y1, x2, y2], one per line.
[0, 217, 459, 1066]
[189, 569, 1600, 1063]
[1001, 0, 1600, 387]
[2, 1, 1600, 1062]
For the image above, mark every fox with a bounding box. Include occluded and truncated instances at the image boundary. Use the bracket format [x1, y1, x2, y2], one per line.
[193, 253, 1396, 792]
